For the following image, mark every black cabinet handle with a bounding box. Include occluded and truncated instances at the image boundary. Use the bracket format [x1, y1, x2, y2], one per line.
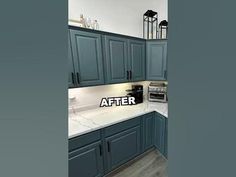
[76, 72, 80, 84]
[107, 142, 111, 152]
[164, 70, 167, 79]
[99, 144, 102, 156]
[129, 70, 132, 80]
[71, 72, 75, 85]
[126, 71, 129, 80]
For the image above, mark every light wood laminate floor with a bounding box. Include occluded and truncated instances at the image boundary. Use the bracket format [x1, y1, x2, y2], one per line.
[106, 150, 168, 177]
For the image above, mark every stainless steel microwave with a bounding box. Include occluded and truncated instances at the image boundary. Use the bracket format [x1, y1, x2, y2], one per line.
[148, 82, 168, 102]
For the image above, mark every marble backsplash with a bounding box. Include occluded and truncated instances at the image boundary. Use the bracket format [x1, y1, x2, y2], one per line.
[68, 81, 167, 111]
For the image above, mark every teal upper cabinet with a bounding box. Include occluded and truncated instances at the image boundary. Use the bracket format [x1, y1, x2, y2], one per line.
[68, 32, 76, 88]
[70, 29, 105, 87]
[146, 40, 167, 81]
[68, 26, 168, 87]
[104, 35, 129, 84]
[128, 39, 146, 81]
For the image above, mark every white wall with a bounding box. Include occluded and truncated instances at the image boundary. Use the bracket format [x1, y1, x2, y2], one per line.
[69, 0, 168, 38]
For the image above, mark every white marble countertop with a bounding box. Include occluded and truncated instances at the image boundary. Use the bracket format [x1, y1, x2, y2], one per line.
[69, 102, 168, 139]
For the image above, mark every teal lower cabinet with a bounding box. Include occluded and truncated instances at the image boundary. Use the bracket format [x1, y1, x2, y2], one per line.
[105, 126, 141, 172]
[68, 113, 167, 177]
[69, 141, 104, 177]
[142, 112, 155, 152]
[164, 119, 168, 158]
[154, 112, 168, 158]
[69, 130, 103, 177]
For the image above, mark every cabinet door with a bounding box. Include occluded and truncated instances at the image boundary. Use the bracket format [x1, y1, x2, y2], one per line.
[129, 39, 146, 81]
[69, 141, 103, 177]
[154, 113, 166, 154]
[142, 113, 155, 151]
[104, 35, 129, 84]
[68, 31, 76, 88]
[146, 40, 167, 81]
[163, 118, 168, 158]
[70, 29, 104, 87]
[105, 126, 141, 171]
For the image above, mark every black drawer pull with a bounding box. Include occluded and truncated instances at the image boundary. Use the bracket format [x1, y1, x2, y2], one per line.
[76, 72, 80, 84]
[107, 142, 111, 152]
[126, 71, 129, 80]
[71, 72, 75, 84]
[129, 70, 132, 80]
[99, 144, 102, 156]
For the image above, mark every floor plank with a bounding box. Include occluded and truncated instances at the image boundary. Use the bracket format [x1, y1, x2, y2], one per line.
[107, 150, 168, 177]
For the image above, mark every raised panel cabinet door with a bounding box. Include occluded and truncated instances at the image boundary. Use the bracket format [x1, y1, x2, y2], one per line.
[69, 141, 103, 177]
[104, 35, 129, 84]
[164, 118, 168, 158]
[70, 29, 105, 87]
[105, 126, 141, 171]
[146, 40, 167, 81]
[129, 39, 146, 81]
[154, 113, 166, 154]
[68, 31, 76, 88]
[142, 113, 155, 151]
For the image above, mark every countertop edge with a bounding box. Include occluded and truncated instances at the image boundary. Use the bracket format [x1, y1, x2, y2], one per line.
[69, 109, 167, 139]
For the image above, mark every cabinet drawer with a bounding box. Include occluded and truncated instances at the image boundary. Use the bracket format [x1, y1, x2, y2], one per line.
[104, 117, 141, 137]
[69, 130, 101, 152]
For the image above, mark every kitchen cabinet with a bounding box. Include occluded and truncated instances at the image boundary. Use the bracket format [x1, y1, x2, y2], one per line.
[70, 29, 105, 87]
[104, 35, 129, 84]
[146, 40, 167, 81]
[69, 141, 103, 177]
[142, 112, 155, 151]
[104, 36, 146, 84]
[129, 39, 146, 81]
[68, 26, 168, 87]
[68, 32, 76, 88]
[105, 126, 141, 171]
[154, 112, 168, 158]
[68, 112, 167, 177]
[164, 119, 168, 158]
